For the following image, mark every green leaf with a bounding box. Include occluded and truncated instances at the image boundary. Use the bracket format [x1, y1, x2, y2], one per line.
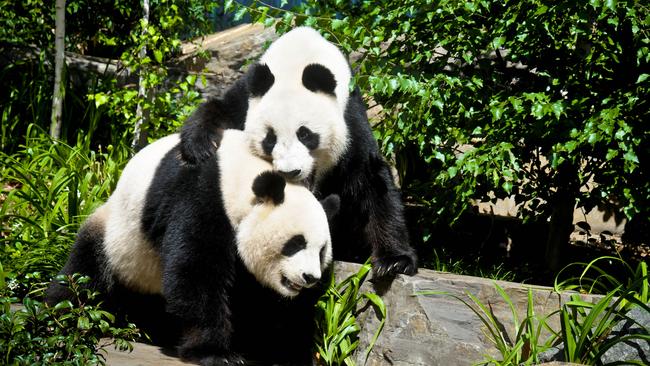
[77, 316, 90, 330]
[636, 73, 649, 84]
[92, 93, 109, 107]
[153, 50, 163, 64]
[605, 149, 618, 160]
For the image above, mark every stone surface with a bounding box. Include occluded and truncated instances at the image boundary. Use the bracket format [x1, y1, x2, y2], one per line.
[332, 262, 596, 366]
[600, 304, 650, 364]
[104, 342, 190, 366]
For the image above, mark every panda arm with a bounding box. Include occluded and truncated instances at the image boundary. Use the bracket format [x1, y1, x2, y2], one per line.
[160, 212, 240, 362]
[180, 80, 250, 165]
[363, 154, 418, 277]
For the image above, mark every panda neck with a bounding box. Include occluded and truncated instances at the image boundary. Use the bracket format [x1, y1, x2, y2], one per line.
[218, 130, 273, 229]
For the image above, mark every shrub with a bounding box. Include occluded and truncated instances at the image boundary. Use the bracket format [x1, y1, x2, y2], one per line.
[0, 126, 128, 283]
[0, 269, 139, 365]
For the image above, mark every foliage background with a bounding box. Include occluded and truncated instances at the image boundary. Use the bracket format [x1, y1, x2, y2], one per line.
[236, 0, 649, 273]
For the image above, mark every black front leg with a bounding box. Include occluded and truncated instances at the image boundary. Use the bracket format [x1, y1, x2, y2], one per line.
[365, 155, 418, 277]
[336, 154, 418, 278]
[160, 218, 240, 364]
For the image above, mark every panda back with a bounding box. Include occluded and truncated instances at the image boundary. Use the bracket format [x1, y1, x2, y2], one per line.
[102, 134, 181, 294]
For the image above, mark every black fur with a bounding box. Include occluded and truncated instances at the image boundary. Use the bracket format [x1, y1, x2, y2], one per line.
[248, 63, 275, 97]
[179, 60, 418, 278]
[281, 235, 307, 257]
[320, 194, 340, 222]
[302, 63, 337, 96]
[45, 216, 114, 302]
[297, 125, 320, 150]
[320, 88, 417, 277]
[261, 128, 277, 156]
[252, 171, 286, 205]
[47, 144, 323, 364]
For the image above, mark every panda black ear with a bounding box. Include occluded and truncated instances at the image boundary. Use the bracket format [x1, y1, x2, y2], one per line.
[248, 63, 275, 97]
[302, 63, 337, 96]
[252, 171, 286, 205]
[320, 194, 340, 221]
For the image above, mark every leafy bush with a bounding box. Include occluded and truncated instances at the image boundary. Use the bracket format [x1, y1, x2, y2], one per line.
[0, 268, 139, 365]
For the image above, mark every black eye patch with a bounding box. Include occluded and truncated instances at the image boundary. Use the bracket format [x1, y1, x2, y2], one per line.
[281, 235, 307, 257]
[296, 126, 320, 150]
[262, 128, 277, 155]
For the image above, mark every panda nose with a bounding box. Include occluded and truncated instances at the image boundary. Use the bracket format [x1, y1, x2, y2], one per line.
[302, 273, 319, 285]
[281, 169, 301, 179]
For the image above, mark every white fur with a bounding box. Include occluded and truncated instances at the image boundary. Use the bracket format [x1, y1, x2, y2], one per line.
[259, 27, 351, 112]
[246, 27, 351, 183]
[221, 130, 333, 297]
[102, 134, 181, 294]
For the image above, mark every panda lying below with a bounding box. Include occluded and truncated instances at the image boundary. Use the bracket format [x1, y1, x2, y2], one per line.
[46, 129, 340, 365]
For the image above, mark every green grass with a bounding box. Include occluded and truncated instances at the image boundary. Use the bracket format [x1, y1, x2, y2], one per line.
[315, 262, 386, 366]
[558, 286, 650, 365]
[417, 254, 650, 366]
[1, 125, 129, 285]
[425, 248, 517, 282]
[555, 255, 649, 310]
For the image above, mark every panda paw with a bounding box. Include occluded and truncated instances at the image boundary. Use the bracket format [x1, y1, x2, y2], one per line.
[199, 354, 246, 366]
[373, 254, 418, 278]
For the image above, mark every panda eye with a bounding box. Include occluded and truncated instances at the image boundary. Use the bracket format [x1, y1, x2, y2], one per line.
[296, 126, 320, 151]
[319, 246, 326, 264]
[262, 128, 277, 155]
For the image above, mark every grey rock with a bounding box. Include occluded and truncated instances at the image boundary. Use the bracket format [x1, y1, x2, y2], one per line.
[600, 304, 650, 364]
[537, 345, 564, 363]
[333, 262, 596, 366]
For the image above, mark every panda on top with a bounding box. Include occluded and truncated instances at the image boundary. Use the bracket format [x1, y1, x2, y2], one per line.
[46, 129, 340, 365]
[181, 26, 418, 277]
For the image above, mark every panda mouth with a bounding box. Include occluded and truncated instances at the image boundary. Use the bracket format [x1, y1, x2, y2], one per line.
[281, 276, 303, 293]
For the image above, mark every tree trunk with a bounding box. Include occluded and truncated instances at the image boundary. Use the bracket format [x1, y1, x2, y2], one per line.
[50, 0, 66, 139]
[131, 0, 150, 152]
[545, 163, 578, 272]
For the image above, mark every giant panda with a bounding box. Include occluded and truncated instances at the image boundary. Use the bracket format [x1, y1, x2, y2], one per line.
[180, 26, 417, 277]
[46, 129, 340, 365]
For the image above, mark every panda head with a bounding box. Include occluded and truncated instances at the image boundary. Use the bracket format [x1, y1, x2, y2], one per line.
[244, 27, 351, 183]
[236, 171, 340, 298]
